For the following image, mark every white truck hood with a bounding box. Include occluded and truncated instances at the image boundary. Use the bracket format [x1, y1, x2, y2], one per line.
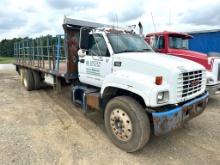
[114, 52, 205, 72]
[112, 52, 206, 106]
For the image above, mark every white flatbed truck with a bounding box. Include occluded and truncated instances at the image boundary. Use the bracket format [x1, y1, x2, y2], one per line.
[14, 17, 209, 152]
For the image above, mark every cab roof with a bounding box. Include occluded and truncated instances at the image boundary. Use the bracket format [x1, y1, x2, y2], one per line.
[146, 31, 193, 39]
[63, 16, 135, 34]
[63, 16, 107, 28]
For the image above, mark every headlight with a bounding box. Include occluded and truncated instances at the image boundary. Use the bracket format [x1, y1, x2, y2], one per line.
[157, 91, 169, 104]
[207, 78, 214, 84]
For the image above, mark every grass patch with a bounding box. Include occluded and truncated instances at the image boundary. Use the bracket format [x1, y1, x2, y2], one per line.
[0, 56, 14, 64]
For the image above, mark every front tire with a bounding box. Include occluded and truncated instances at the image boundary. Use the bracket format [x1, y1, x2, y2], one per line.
[104, 96, 150, 152]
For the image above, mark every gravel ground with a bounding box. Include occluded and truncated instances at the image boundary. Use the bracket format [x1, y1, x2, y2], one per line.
[0, 68, 220, 165]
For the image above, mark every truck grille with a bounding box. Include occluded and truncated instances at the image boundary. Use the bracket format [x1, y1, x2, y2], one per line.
[218, 63, 220, 81]
[177, 70, 205, 99]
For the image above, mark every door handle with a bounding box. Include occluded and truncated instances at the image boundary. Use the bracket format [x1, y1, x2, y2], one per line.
[79, 59, 85, 63]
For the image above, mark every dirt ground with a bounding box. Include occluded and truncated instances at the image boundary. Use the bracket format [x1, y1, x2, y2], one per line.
[0, 68, 220, 165]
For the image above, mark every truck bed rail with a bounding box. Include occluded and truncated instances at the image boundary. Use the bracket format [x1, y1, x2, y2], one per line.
[14, 35, 67, 77]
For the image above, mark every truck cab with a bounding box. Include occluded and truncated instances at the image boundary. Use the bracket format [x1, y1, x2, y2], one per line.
[74, 24, 208, 151]
[145, 31, 220, 95]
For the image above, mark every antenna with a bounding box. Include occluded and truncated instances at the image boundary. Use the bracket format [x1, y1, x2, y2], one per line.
[169, 10, 171, 31]
[115, 12, 119, 51]
[150, 12, 157, 33]
[150, 12, 159, 49]
[116, 13, 118, 29]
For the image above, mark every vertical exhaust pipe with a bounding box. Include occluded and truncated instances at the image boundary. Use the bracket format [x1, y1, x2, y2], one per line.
[138, 22, 143, 37]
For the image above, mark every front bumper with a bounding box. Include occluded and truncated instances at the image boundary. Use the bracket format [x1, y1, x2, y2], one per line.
[152, 92, 209, 136]
[206, 83, 220, 95]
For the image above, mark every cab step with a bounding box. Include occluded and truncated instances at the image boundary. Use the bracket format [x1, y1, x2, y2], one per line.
[72, 85, 101, 113]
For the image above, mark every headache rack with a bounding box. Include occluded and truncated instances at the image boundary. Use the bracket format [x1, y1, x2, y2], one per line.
[177, 70, 206, 99]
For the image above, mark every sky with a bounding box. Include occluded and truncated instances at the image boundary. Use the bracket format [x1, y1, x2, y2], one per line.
[0, 0, 220, 40]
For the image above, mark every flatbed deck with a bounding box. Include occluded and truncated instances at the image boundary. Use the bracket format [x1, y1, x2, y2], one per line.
[14, 60, 67, 77]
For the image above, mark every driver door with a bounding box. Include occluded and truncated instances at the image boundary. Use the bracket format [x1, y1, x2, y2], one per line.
[78, 34, 112, 87]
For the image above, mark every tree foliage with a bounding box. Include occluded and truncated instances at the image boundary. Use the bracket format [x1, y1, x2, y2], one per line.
[0, 38, 22, 57]
[0, 36, 62, 57]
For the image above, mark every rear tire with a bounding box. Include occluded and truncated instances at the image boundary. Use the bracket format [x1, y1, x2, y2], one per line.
[104, 96, 150, 152]
[19, 68, 25, 84]
[32, 70, 42, 90]
[23, 69, 35, 91]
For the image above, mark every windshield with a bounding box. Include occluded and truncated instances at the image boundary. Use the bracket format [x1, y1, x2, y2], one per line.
[169, 36, 189, 49]
[107, 33, 152, 54]
[207, 52, 220, 57]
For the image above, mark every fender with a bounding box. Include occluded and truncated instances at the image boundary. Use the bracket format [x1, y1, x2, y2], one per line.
[101, 71, 160, 107]
[101, 70, 171, 107]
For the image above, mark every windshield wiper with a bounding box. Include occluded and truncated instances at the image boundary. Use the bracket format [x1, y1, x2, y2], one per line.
[171, 46, 188, 50]
[117, 49, 135, 53]
[118, 49, 152, 53]
[141, 48, 152, 52]
[135, 48, 152, 52]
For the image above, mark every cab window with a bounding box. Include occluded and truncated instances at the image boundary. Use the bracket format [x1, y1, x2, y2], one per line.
[88, 34, 110, 57]
[169, 36, 189, 49]
[154, 36, 165, 49]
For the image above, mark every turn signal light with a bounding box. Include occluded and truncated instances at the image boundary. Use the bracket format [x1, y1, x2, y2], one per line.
[155, 76, 163, 85]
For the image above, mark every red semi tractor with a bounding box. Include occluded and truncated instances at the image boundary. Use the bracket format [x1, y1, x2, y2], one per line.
[145, 31, 220, 95]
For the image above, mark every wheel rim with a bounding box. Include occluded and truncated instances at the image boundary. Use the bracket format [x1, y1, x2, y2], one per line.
[110, 108, 133, 142]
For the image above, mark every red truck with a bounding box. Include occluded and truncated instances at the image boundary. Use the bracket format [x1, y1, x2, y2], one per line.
[145, 31, 220, 95]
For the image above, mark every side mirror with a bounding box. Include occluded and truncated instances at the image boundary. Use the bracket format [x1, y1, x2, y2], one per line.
[79, 28, 90, 50]
[78, 49, 87, 57]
